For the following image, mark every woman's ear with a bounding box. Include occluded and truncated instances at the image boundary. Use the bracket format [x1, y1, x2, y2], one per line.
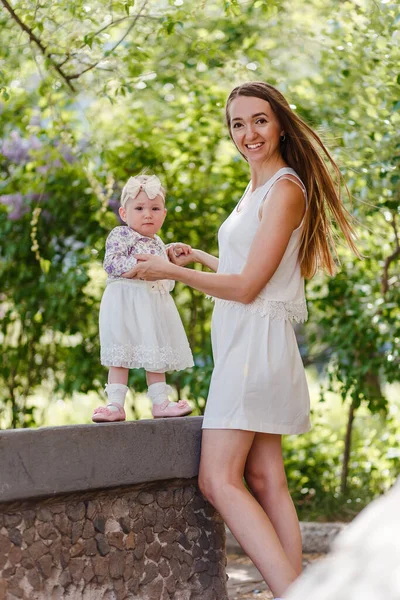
[119, 206, 126, 222]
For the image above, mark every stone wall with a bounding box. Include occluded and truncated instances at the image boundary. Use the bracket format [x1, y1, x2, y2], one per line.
[0, 479, 227, 600]
[0, 417, 228, 600]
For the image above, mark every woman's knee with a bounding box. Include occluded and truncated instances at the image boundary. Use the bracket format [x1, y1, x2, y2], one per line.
[245, 464, 288, 498]
[198, 470, 219, 504]
[198, 470, 243, 506]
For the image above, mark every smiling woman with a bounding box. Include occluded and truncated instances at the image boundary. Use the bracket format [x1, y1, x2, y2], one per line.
[230, 100, 284, 175]
[123, 81, 359, 599]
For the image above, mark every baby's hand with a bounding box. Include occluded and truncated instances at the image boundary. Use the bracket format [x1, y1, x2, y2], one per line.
[167, 243, 192, 259]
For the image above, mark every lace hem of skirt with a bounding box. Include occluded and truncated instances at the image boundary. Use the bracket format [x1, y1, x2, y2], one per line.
[101, 344, 194, 371]
[207, 295, 308, 323]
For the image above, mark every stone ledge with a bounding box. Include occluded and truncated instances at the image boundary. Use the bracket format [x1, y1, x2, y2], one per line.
[0, 417, 203, 503]
[226, 521, 347, 555]
[0, 479, 228, 599]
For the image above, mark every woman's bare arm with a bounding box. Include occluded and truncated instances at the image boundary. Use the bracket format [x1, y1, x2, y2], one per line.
[128, 180, 305, 303]
[191, 249, 219, 272]
[165, 246, 219, 272]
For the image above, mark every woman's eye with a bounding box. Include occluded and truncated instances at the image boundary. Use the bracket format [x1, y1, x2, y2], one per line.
[232, 122, 243, 128]
[256, 118, 267, 124]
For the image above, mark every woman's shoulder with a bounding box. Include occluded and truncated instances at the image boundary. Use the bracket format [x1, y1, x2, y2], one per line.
[277, 167, 305, 189]
[269, 167, 306, 199]
[262, 176, 306, 230]
[267, 177, 306, 211]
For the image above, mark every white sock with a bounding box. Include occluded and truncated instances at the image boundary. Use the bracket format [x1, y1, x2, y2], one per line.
[147, 382, 173, 406]
[105, 383, 128, 412]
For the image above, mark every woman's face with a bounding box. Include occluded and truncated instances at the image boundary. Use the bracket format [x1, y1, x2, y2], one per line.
[228, 95, 284, 164]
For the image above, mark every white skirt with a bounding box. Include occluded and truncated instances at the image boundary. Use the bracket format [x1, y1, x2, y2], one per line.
[202, 302, 310, 435]
[99, 279, 194, 372]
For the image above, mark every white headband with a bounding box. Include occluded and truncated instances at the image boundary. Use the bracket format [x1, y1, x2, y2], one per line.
[121, 175, 165, 207]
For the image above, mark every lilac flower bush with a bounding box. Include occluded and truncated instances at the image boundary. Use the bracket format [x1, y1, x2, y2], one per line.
[1, 130, 38, 163]
[0, 124, 111, 428]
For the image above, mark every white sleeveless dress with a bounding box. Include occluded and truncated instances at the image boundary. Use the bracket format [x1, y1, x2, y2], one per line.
[203, 167, 311, 435]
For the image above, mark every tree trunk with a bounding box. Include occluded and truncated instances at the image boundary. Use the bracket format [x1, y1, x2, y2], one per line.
[341, 397, 357, 495]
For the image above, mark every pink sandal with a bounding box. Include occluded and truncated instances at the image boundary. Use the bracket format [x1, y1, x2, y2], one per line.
[92, 403, 126, 423]
[152, 399, 192, 419]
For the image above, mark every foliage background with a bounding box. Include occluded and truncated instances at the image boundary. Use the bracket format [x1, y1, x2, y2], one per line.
[0, 0, 399, 518]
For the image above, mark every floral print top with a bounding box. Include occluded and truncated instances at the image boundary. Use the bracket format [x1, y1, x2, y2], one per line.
[103, 226, 174, 291]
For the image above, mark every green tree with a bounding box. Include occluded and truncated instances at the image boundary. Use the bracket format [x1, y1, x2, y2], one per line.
[0, 0, 398, 504]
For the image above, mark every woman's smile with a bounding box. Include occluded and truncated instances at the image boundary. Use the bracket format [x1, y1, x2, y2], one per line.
[245, 142, 264, 150]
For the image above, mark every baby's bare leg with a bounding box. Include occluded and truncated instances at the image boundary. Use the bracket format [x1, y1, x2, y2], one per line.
[146, 371, 166, 386]
[109, 366, 129, 385]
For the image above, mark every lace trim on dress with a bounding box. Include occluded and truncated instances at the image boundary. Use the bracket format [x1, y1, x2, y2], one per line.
[207, 296, 308, 323]
[101, 343, 194, 371]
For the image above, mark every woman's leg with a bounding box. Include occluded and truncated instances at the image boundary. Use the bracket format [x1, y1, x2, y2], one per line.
[199, 429, 298, 598]
[244, 433, 302, 575]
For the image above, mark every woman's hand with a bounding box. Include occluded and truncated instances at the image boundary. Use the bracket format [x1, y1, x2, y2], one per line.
[122, 255, 174, 281]
[168, 244, 198, 267]
[167, 242, 192, 258]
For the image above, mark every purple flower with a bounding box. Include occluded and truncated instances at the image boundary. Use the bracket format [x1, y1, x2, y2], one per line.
[1, 131, 42, 164]
[29, 113, 41, 127]
[59, 144, 75, 164]
[29, 136, 41, 151]
[1, 131, 30, 163]
[0, 193, 28, 220]
[0, 192, 48, 221]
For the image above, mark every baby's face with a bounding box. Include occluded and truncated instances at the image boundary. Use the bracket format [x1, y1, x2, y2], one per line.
[119, 190, 167, 237]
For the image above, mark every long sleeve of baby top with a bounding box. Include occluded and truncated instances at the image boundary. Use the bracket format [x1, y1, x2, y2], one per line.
[103, 226, 174, 291]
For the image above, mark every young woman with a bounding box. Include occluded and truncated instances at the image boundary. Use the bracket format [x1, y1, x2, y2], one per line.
[124, 82, 358, 598]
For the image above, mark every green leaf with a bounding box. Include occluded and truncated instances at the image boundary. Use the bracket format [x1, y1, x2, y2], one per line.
[39, 258, 51, 274]
[84, 34, 94, 49]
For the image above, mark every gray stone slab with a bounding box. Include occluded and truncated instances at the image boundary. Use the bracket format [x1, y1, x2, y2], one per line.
[0, 416, 203, 503]
[300, 521, 346, 553]
[226, 521, 346, 555]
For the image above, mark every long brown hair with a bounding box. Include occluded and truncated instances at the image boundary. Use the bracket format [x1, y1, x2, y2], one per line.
[226, 82, 359, 279]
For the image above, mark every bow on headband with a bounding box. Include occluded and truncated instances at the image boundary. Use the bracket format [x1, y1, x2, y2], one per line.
[121, 175, 164, 206]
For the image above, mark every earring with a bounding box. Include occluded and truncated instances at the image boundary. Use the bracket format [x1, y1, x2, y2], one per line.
[280, 134, 286, 142]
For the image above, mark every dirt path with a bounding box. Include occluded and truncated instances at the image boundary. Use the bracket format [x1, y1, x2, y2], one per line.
[227, 552, 325, 599]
